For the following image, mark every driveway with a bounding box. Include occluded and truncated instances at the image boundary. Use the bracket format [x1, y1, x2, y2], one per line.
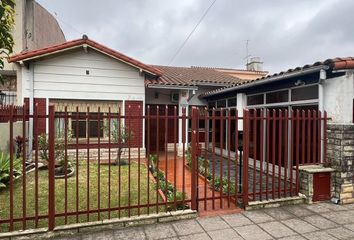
[55, 202, 354, 240]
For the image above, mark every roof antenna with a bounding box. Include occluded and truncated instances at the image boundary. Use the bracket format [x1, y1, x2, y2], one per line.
[244, 39, 251, 65]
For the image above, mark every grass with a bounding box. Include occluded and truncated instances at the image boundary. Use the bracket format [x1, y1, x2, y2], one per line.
[0, 162, 163, 232]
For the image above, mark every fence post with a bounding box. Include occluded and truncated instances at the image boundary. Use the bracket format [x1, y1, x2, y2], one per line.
[48, 105, 55, 231]
[191, 107, 198, 211]
[242, 109, 250, 207]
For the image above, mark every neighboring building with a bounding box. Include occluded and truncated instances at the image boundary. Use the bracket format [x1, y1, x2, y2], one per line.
[0, 0, 65, 104]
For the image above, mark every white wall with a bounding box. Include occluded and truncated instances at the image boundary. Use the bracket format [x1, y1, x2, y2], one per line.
[21, 48, 145, 102]
[323, 70, 354, 123]
[145, 86, 218, 106]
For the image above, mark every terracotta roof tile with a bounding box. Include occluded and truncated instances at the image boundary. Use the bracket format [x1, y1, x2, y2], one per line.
[8, 36, 161, 76]
[146, 65, 246, 86]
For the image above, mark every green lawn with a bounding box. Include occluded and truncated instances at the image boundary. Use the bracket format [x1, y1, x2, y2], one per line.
[0, 162, 162, 232]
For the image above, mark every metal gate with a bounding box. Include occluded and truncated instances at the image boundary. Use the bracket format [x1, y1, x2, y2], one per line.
[189, 107, 327, 211]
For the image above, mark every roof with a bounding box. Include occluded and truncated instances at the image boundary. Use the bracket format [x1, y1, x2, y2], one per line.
[8, 35, 162, 76]
[201, 57, 354, 98]
[146, 65, 247, 87]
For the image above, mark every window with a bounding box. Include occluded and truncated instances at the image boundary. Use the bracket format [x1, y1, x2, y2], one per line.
[208, 101, 216, 109]
[291, 85, 318, 101]
[217, 99, 226, 108]
[72, 113, 104, 138]
[247, 94, 264, 105]
[266, 90, 288, 104]
[227, 97, 237, 107]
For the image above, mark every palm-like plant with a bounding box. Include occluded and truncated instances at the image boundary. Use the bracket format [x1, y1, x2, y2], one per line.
[0, 151, 22, 189]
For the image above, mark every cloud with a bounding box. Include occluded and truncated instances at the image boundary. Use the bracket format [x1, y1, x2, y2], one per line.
[36, 0, 354, 73]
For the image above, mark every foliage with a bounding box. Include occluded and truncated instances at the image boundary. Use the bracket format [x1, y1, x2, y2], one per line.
[104, 119, 133, 165]
[211, 177, 236, 195]
[0, 0, 15, 85]
[14, 136, 27, 159]
[148, 154, 158, 172]
[152, 169, 188, 210]
[186, 147, 212, 181]
[0, 151, 21, 189]
[38, 131, 72, 164]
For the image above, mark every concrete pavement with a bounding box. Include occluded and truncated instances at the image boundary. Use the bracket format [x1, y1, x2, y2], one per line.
[54, 202, 354, 240]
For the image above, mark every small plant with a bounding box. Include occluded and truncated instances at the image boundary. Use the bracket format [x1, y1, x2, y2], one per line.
[211, 177, 236, 195]
[14, 136, 27, 159]
[148, 154, 158, 172]
[38, 131, 71, 164]
[104, 119, 133, 165]
[0, 151, 22, 189]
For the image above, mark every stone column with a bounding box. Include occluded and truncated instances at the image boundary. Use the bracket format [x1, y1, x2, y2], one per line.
[327, 123, 354, 204]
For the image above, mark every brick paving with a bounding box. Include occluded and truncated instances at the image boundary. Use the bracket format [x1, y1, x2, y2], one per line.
[54, 202, 354, 240]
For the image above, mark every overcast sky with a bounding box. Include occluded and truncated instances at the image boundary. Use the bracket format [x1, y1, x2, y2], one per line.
[36, 0, 354, 73]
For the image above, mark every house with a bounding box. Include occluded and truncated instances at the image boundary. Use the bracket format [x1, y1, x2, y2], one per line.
[0, 0, 65, 105]
[8, 35, 265, 157]
[200, 57, 354, 204]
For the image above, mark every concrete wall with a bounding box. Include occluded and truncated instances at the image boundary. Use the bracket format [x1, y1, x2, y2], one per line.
[3, 0, 65, 73]
[323, 71, 354, 123]
[0, 122, 27, 153]
[21, 48, 145, 102]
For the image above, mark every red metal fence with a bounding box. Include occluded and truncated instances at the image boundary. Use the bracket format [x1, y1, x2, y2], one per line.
[0, 104, 327, 233]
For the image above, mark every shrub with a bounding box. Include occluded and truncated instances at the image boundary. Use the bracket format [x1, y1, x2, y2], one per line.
[211, 177, 236, 195]
[0, 151, 22, 189]
[38, 132, 70, 164]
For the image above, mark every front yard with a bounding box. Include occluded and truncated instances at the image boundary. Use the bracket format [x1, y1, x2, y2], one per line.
[0, 162, 161, 232]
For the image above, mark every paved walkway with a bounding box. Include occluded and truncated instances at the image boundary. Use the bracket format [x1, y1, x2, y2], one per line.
[157, 153, 239, 215]
[55, 202, 354, 240]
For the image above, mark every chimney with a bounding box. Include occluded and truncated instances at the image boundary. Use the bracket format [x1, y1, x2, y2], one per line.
[246, 57, 263, 71]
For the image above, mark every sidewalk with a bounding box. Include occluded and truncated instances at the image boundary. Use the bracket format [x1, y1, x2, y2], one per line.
[55, 203, 354, 240]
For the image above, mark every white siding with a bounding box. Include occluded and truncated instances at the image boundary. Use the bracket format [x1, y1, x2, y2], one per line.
[22, 48, 145, 101]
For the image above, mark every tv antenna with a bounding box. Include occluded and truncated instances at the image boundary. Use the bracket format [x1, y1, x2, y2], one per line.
[244, 39, 251, 64]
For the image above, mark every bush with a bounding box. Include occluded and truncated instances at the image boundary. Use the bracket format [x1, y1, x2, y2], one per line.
[0, 151, 22, 189]
[211, 177, 236, 195]
[38, 132, 71, 164]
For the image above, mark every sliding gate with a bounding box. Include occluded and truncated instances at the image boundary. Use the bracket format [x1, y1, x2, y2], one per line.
[189, 107, 327, 211]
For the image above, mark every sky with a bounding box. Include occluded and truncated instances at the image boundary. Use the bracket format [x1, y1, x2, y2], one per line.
[36, 0, 354, 73]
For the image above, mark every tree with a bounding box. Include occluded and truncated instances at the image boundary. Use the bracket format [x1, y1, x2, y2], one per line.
[0, 0, 15, 85]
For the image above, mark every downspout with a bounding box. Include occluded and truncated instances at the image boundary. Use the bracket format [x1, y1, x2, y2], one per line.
[28, 63, 34, 159]
[319, 69, 326, 163]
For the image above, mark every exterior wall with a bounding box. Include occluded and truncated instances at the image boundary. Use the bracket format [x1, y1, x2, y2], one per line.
[27, 1, 65, 50]
[3, 0, 65, 72]
[21, 49, 145, 102]
[327, 123, 354, 204]
[323, 71, 354, 123]
[0, 122, 25, 152]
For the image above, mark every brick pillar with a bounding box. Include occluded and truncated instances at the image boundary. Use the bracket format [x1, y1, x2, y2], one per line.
[327, 124, 354, 204]
[125, 101, 143, 148]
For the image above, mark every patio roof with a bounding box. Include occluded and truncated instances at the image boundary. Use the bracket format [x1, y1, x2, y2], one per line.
[201, 57, 354, 98]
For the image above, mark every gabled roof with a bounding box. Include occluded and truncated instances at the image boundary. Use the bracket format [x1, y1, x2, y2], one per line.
[146, 65, 246, 87]
[201, 57, 354, 98]
[8, 35, 162, 76]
